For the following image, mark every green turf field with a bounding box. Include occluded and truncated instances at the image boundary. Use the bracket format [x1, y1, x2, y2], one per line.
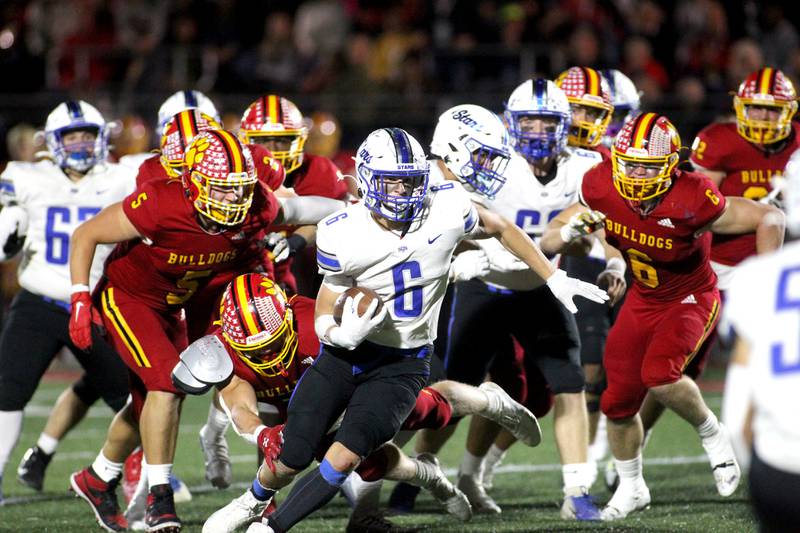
[0, 378, 757, 532]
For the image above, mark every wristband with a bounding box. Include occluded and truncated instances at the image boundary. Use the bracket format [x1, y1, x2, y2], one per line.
[71, 283, 90, 294]
[314, 314, 337, 344]
[604, 257, 626, 275]
[559, 224, 577, 243]
[253, 424, 268, 443]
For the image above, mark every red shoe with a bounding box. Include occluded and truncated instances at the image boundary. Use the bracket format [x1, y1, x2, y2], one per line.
[145, 483, 182, 532]
[69, 467, 128, 532]
[123, 447, 143, 503]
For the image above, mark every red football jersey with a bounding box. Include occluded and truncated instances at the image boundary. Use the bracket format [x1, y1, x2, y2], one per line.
[222, 295, 319, 415]
[591, 144, 611, 160]
[582, 159, 727, 302]
[691, 121, 800, 265]
[135, 155, 169, 188]
[104, 179, 280, 311]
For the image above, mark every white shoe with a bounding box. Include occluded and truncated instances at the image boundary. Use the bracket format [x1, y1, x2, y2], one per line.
[600, 481, 651, 521]
[245, 520, 275, 533]
[702, 423, 741, 497]
[203, 490, 269, 533]
[124, 477, 148, 527]
[200, 424, 233, 489]
[416, 454, 472, 521]
[456, 472, 501, 514]
[479, 382, 541, 447]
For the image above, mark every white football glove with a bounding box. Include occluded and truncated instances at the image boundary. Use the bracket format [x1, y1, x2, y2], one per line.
[545, 269, 609, 314]
[559, 210, 606, 243]
[329, 293, 388, 350]
[263, 232, 290, 262]
[449, 249, 490, 282]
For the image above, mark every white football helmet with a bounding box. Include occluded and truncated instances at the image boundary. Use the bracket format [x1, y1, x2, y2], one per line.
[783, 148, 800, 236]
[430, 104, 511, 199]
[157, 90, 221, 133]
[355, 128, 430, 222]
[44, 100, 109, 173]
[504, 79, 571, 162]
[600, 69, 642, 145]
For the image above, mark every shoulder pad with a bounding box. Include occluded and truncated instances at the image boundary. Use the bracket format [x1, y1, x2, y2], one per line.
[171, 335, 234, 395]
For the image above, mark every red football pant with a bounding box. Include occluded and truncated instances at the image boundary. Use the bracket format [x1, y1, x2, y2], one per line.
[601, 288, 721, 420]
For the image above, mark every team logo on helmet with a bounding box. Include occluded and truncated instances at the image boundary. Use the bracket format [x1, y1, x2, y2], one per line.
[239, 95, 308, 174]
[734, 67, 798, 145]
[183, 130, 258, 226]
[160, 109, 221, 178]
[611, 113, 680, 207]
[220, 273, 297, 378]
[556, 67, 614, 148]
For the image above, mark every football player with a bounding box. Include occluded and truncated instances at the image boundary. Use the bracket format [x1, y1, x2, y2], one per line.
[242, 127, 606, 533]
[238, 94, 350, 296]
[600, 69, 642, 149]
[0, 101, 135, 502]
[543, 112, 785, 520]
[169, 272, 541, 532]
[556, 66, 615, 159]
[66, 130, 344, 532]
[418, 86, 622, 520]
[691, 67, 800, 290]
[722, 147, 800, 533]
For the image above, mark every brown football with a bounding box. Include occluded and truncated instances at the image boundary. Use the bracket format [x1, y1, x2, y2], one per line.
[333, 287, 384, 325]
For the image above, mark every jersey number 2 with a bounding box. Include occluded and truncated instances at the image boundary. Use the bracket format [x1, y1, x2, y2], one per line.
[45, 206, 101, 265]
[392, 261, 423, 317]
[772, 265, 800, 375]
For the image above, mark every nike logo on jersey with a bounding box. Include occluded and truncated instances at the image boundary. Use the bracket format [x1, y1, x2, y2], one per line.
[657, 218, 675, 228]
[428, 234, 442, 244]
[95, 189, 110, 195]
[681, 294, 697, 304]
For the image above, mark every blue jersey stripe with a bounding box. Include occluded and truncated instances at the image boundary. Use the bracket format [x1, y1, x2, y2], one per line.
[316, 250, 341, 271]
[0, 180, 15, 193]
[463, 208, 478, 233]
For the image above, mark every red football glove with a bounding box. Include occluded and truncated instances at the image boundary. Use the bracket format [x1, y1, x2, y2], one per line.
[69, 291, 104, 351]
[256, 424, 284, 474]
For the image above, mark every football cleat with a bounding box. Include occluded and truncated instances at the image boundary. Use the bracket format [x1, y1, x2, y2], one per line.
[17, 445, 53, 491]
[202, 489, 270, 533]
[199, 424, 233, 489]
[479, 382, 542, 447]
[346, 511, 414, 533]
[145, 483, 182, 532]
[387, 481, 421, 515]
[245, 520, 275, 533]
[456, 472, 501, 514]
[560, 491, 601, 521]
[69, 467, 128, 532]
[701, 423, 741, 497]
[417, 453, 472, 522]
[600, 481, 651, 521]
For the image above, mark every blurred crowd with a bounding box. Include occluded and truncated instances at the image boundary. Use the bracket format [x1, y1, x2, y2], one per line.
[0, 1, 798, 158]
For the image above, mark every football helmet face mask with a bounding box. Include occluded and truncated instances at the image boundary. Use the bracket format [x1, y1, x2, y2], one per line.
[220, 273, 297, 378]
[355, 128, 430, 222]
[157, 90, 221, 132]
[430, 104, 511, 199]
[239, 95, 308, 174]
[504, 79, 571, 162]
[45, 100, 109, 173]
[612, 113, 681, 208]
[734, 68, 798, 145]
[160, 109, 221, 178]
[183, 130, 258, 226]
[556, 67, 614, 148]
[600, 69, 641, 143]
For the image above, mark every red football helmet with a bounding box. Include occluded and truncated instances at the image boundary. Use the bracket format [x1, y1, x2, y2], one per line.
[555, 66, 614, 148]
[219, 273, 297, 377]
[160, 109, 221, 178]
[239, 95, 308, 174]
[611, 112, 681, 206]
[734, 67, 798, 145]
[183, 129, 257, 226]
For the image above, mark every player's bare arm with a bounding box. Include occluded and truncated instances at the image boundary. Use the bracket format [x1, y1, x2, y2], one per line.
[539, 202, 603, 256]
[69, 201, 141, 286]
[274, 195, 347, 226]
[706, 196, 785, 254]
[691, 162, 726, 185]
[218, 375, 263, 437]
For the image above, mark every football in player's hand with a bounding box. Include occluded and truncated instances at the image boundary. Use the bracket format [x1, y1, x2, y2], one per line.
[333, 287, 384, 324]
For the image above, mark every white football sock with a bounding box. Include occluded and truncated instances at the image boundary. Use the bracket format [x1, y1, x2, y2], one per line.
[92, 451, 123, 483]
[458, 450, 484, 477]
[696, 412, 720, 440]
[0, 410, 23, 472]
[146, 463, 172, 489]
[485, 443, 507, 470]
[614, 455, 644, 486]
[562, 462, 594, 494]
[37, 433, 59, 456]
[204, 402, 230, 440]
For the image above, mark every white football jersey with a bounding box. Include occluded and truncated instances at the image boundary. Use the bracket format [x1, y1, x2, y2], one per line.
[0, 160, 137, 302]
[475, 147, 602, 291]
[316, 182, 480, 349]
[118, 152, 153, 171]
[723, 240, 800, 473]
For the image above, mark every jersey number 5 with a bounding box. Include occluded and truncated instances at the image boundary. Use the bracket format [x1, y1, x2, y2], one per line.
[771, 265, 800, 375]
[166, 269, 213, 305]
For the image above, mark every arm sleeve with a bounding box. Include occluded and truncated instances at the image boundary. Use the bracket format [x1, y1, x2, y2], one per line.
[121, 182, 160, 240]
[0, 163, 20, 206]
